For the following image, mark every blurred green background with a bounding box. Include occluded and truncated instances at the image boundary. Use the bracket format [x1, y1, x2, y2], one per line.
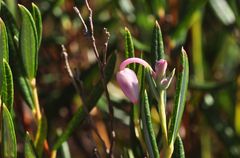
[2, 0, 240, 157]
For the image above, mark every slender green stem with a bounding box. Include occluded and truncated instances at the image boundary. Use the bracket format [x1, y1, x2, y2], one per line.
[158, 90, 168, 153]
[30, 78, 42, 122]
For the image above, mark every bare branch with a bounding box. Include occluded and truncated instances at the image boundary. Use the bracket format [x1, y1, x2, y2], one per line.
[61, 45, 81, 95]
[103, 28, 110, 65]
[61, 45, 107, 155]
[73, 7, 88, 34]
[74, 0, 115, 156]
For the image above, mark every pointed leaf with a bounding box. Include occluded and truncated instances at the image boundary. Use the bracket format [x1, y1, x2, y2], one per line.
[0, 18, 9, 61]
[0, 3, 34, 110]
[124, 27, 135, 69]
[140, 69, 160, 158]
[31, 3, 42, 50]
[168, 48, 189, 145]
[1, 103, 17, 158]
[0, 18, 8, 92]
[19, 4, 38, 79]
[141, 90, 160, 158]
[1, 59, 14, 112]
[172, 135, 185, 158]
[150, 21, 164, 66]
[25, 132, 38, 158]
[53, 53, 116, 149]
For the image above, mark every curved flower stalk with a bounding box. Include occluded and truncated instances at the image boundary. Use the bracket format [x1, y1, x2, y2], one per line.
[116, 57, 175, 104]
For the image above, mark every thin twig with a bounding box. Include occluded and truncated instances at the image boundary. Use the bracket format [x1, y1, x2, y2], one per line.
[73, 7, 88, 34]
[61, 45, 107, 155]
[74, 1, 115, 156]
[103, 28, 110, 66]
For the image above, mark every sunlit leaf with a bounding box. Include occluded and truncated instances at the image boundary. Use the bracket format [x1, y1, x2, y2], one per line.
[1, 103, 17, 158]
[19, 4, 38, 79]
[168, 48, 189, 145]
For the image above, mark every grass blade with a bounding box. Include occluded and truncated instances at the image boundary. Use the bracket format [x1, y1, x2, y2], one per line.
[19, 4, 38, 79]
[53, 53, 116, 149]
[1, 103, 17, 158]
[168, 48, 189, 145]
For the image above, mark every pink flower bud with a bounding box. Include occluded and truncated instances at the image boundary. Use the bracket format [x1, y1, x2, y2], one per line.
[155, 59, 167, 79]
[116, 68, 139, 104]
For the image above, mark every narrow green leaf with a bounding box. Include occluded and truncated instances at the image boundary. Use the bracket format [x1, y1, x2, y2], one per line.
[0, 3, 34, 110]
[19, 4, 38, 79]
[53, 53, 116, 149]
[0, 18, 9, 61]
[0, 18, 8, 93]
[141, 90, 160, 158]
[209, 0, 235, 25]
[140, 69, 160, 158]
[25, 132, 38, 158]
[172, 135, 185, 158]
[124, 27, 135, 69]
[0, 0, 2, 11]
[1, 103, 17, 158]
[34, 116, 47, 158]
[1, 59, 14, 112]
[168, 48, 189, 145]
[31, 3, 42, 50]
[150, 21, 164, 66]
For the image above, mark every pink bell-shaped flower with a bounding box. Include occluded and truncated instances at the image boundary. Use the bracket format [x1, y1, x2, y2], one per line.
[116, 68, 139, 104]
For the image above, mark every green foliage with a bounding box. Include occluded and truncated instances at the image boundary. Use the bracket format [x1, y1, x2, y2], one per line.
[168, 49, 189, 145]
[141, 89, 160, 158]
[19, 4, 38, 79]
[0, 18, 8, 92]
[150, 21, 164, 65]
[172, 135, 185, 158]
[2, 59, 14, 112]
[1, 104, 17, 158]
[25, 133, 38, 158]
[124, 27, 135, 70]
